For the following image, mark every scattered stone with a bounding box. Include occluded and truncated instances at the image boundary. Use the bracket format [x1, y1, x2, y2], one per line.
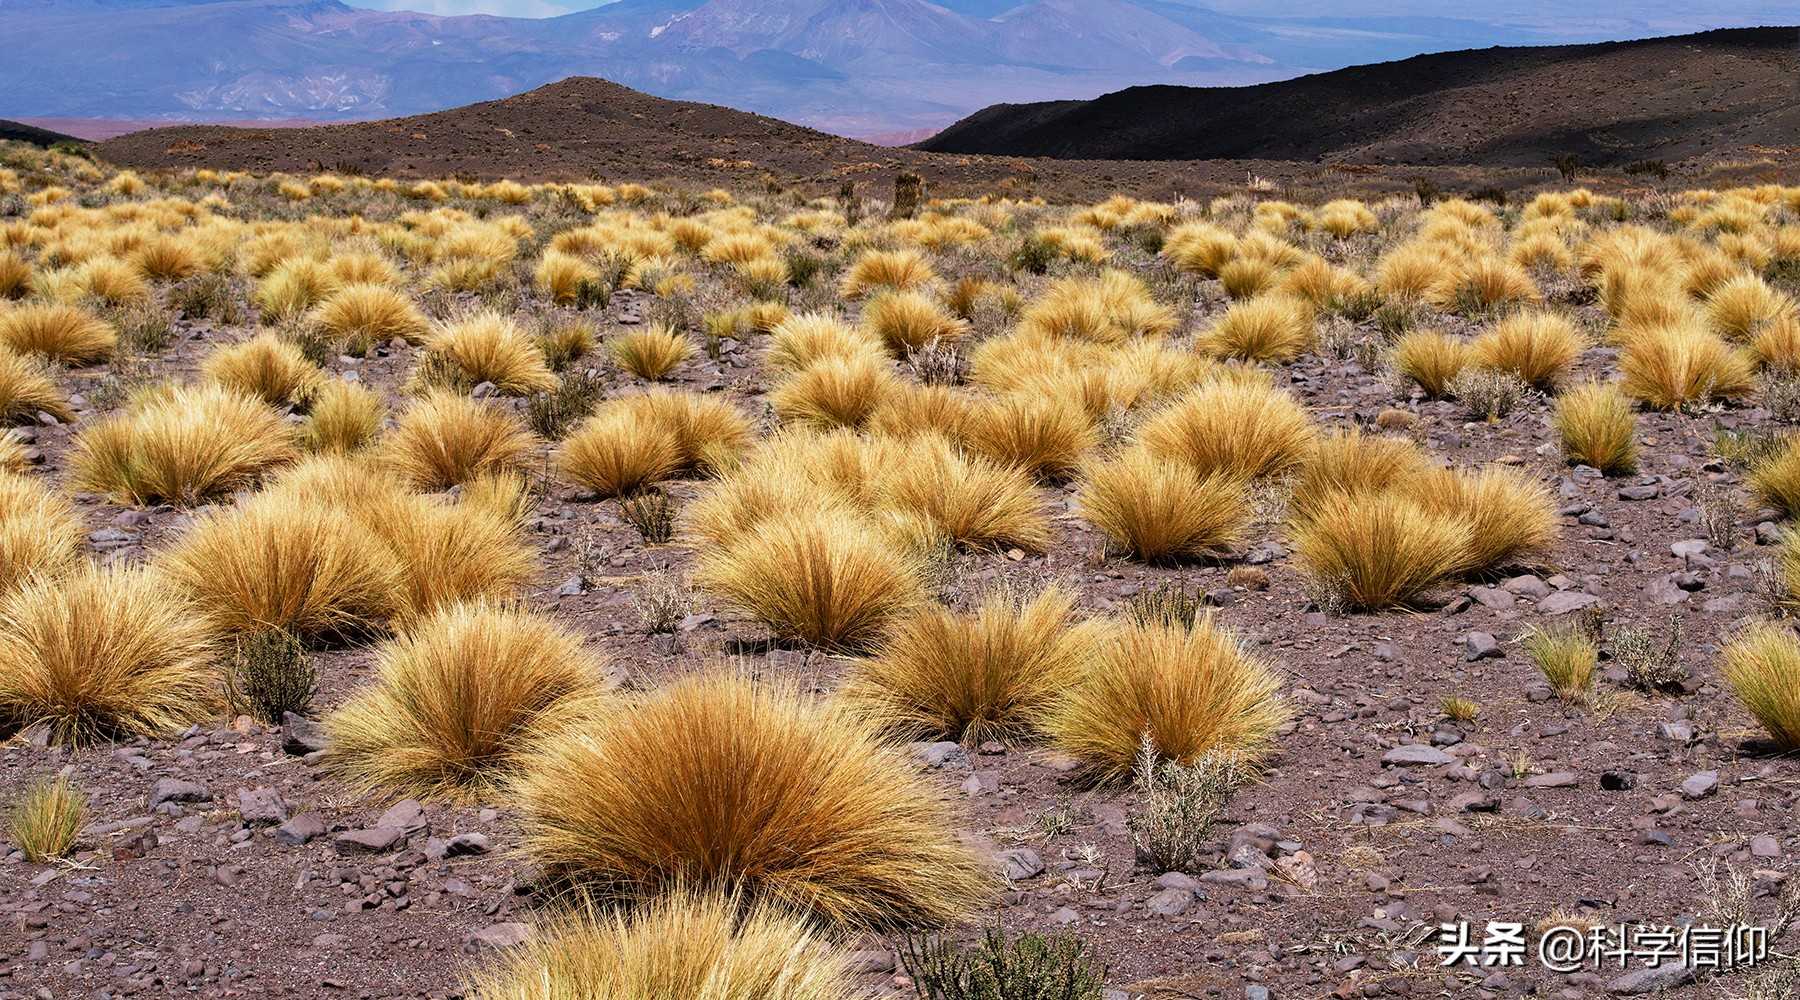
[282, 712, 330, 755]
[1383, 745, 1456, 767]
[995, 848, 1045, 880]
[1681, 771, 1719, 800]
[274, 813, 327, 847]
[961, 771, 1000, 796]
[376, 799, 429, 835]
[1644, 576, 1688, 605]
[466, 923, 532, 951]
[235, 788, 287, 826]
[446, 833, 491, 857]
[1502, 575, 1551, 599]
[1618, 485, 1660, 501]
[910, 741, 971, 770]
[1144, 886, 1194, 916]
[1469, 587, 1516, 609]
[334, 828, 405, 855]
[1462, 632, 1504, 661]
[149, 779, 212, 807]
[844, 950, 896, 974]
[1657, 721, 1695, 743]
[1607, 961, 1693, 994]
[1670, 539, 1708, 559]
[1522, 772, 1578, 789]
[553, 575, 586, 597]
[1751, 835, 1782, 858]
[1537, 590, 1601, 615]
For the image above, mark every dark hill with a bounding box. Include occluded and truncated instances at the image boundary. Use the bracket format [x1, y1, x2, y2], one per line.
[0, 120, 81, 148]
[917, 27, 1800, 167]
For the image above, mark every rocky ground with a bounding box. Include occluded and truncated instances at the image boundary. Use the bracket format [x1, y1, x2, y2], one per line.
[4, 283, 1800, 1000]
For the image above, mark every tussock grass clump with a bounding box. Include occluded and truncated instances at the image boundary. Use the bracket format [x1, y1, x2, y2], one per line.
[382, 391, 537, 491]
[1705, 273, 1794, 342]
[363, 497, 537, 624]
[696, 509, 926, 652]
[608, 324, 695, 381]
[0, 564, 218, 743]
[0, 303, 116, 366]
[0, 472, 84, 597]
[1080, 447, 1250, 563]
[1138, 379, 1316, 481]
[1407, 465, 1557, 574]
[6, 776, 84, 863]
[1390, 330, 1469, 399]
[326, 603, 615, 801]
[301, 378, 385, 453]
[613, 388, 754, 475]
[843, 585, 1094, 744]
[1290, 492, 1470, 611]
[1198, 295, 1315, 364]
[202, 333, 323, 406]
[873, 436, 1052, 553]
[1720, 622, 1800, 750]
[515, 672, 992, 929]
[1043, 617, 1289, 785]
[771, 356, 898, 430]
[862, 291, 969, 355]
[1470, 310, 1583, 391]
[964, 394, 1098, 483]
[1749, 438, 1800, 519]
[1524, 624, 1598, 703]
[466, 891, 854, 1000]
[767, 312, 886, 373]
[1015, 271, 1176, 343]
[841, 248, 938, 299]
[0, 350, 72, 424]
[561, 409, 684, 499]
[869, 383, 977, 443]
[1288, 428, 1428, 523]
[1619, 323, 1756, 410]
[418, 312, 558, 396]
[309, 283, 429, 346]
[161, 494, 402, 638]
[71, 383, 298, 504]
[1554, 381, 1639, 475]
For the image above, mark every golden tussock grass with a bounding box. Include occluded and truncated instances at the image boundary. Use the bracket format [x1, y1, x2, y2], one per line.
[0, 564, 218, 744]
[0, 349, 72, 424]
[608, 324, 695, 381]
[861, 291, 969, 355]
[0, 472, 84, 597]
[1749, 437, 1800, 518]
[1553, 381, 1639, 475]
[161, 492, 403, 638]
[866, 383, 977, 443]
[1751, 314, 1800, 370]
[362, 495, 537, 625]
[1290, 491, 1470, 611]
[0, 433, 27, 475]
[1043, 617, 1289, 785]
[309, 283, 429, 346]
[842, 584, 1094, 744]
[963, 393, 1098, 483]
[766, 312, 885, 373]
[464, 891, 853, 1000]
[459, 468, 535, 530]
[6, 776, 84, 863]
[1391, 330, 1470, 399]
[611, 389, 753, 475]
[71, 383, 298, 504]
[1288, 428, 1428, 523]
[1469, 309, 1584, 391]
[328, 252, 402, 288]
[560, 409, 683, 499]
[382, 391, 537, 491]
[1137, 379, 1316, 481]
[514, 672, 992, 929]
[1720, 622, 1800, 750]
[840, 248, 938, 299]
[1404, 465, 1557, 575]
[1079, 446, 1250, 563]
[326, 602, 615, 801]
[419, 312, 558, 396]
[1704, 273, 1794, 341]
[685, 473, 859, 551]
[1274, 256, 1371, 310]
[256, 259, 338, 323]
[871, 435, 1052, 553]
[1016, 271, 1176, 343]
[1216, 256, 1278, 299]
[202, 334, 324, 406]
[770, 356, 898, 430]
[1523, 624, 1597, 704]
[0, 251, 33, 299]
[1198, 295, 1316, 364]
[0, 303, 116, 366]
[301, 379, 386, 453]
[1431, 256, 1540, 313]
[72, 258, 150, 306]
[1618, 322, 1756, 410]
[696, 509, 925, 652]
[534, 251, 600, 306]
[128, 235, 206, 283]
[1164, 222, 1236, 277]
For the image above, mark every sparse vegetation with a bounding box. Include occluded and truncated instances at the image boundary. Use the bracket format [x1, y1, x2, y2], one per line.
[903, 924, 1107, 1000]
[1720, 622, 1800, 749]
[1523, 624, 1598, 703]
[6, 776, 84, 863]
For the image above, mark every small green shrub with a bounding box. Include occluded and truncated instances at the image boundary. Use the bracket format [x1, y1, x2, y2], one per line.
[1127, 733, 1243, 874]
[225, 629, 316, 725]
[620, 488, 676, 544]
[1611, 616, 1688, 692]
[903, 924, 1107, 1000]
[1122, 581, 1202, 632]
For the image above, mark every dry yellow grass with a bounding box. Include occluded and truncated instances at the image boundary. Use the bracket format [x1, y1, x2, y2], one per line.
[1164, 222, 1237, 277]
[419, 312, 558, 396]
[1198, 295, 1316, 363]
[128, 235, 206, 283]
[382, 391, 537, 491]
[1470, 309, 1584, 391]
[361, 496, 538, 624]
[514, 672, 992, 929]
[326, 602, 615, 800]
[0, 251, 33, 300]
[1404, 465, 1557, 574]
[1015, 271, 1176, 343]
[840, 248, 937, 299]
[696, 509, 925, 652]
[770, 356, 898, 430]
[202, 334, 324, 406]
[1705, 272, 1793, 341]
[1290, 491, 1471, 611]
[1554, 381, 1639, 475]
[767, 312, 886, 373]
[1720, 622, 1800, 750]
[1044, 617, 1289, 785]
[0, 303, 116, 366]
[963, 393, 1098, 483]
[71, 383, 298, 504]
[0, 349, 72, 424]
[842, 585, 1094, 743]
[0, 564, 218, 744]
[608, 324, 695, 381]
[560, 409, 684, 498]
[0, 472, 83, 597]
[1288, 428, 1428, 523]
[309, 283, 429, 346]
[301, 378, 385, 453]
[861, 290, 969, 355]
[6, 776, 84, 863]
[1080, 446, 1250, 563]
[611, 389, 753, 475]
[465, 891, 853, 1000]
[1750, 438, 1800, 518]
[867, 383, 977, 443]
[871, 435, 1052, 552]
[1391, 330, 1470, 399]
[1618, 321, 1756, 410]
[1137, 379, 1316, 480]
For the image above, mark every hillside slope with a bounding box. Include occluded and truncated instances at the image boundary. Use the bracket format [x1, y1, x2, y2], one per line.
[918, 27, 1800, 166]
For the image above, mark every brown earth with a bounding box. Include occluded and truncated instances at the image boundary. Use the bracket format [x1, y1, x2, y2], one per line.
[2, 271, 1797, 999]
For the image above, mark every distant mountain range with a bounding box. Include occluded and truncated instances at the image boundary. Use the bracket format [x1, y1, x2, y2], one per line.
[0, 0, 1752, 137]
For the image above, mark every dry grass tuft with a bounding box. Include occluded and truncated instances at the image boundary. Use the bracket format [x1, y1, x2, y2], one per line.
[861, 291, 969, 355]
[1044, 617, 1289, 785]
[1289, 428, 1428, 523]
[873, 436, 1052, 552]
[1749, 438, 1800, 519]
[1080, 447, 1250, 563]
[767, 312, 885, 373]
[1619, 323, 1756, 410]
[362, 496, 537, 625]
[608, 324, 695, 381]
[1406, 465, 1557, 574]
[301, 378, 385, 453]
[843, 585, 1094, 744]
[419, 312, 558, 396]
[0, 564, 218, 744]
[0, 303, 116, 366]
[0, 350, 72, 424]
[1721, 622, 1800, 750]
[771, 356, 898, 430]
[514, 672, 992, 929]
[1390, 330, 1469, 399]
[1470, 309, 1584, 391]
[6, 776, 85, 863]
[202, 333, 324, 406]
[560, 409, 684, 499]
[612, 389, 753, 475]
[696, 509, 925, 652]
[1290, 491, 1470, 611]
[1524, 624, 1597, 703]
[382, 391, 537, 491]
[963, 393, 1098, 483]
[841, 248, 938, 299]
[326, 602, 615, 801]
[71, 383, 298, 504]
[1554, 381, 1639, 475]
[465, 891, 853, 1000]
[0, 472, 84, 597]
[1198, 295, 1315, 363]
[309, 283, 429, 346]
[1138, 379, 1316, 481]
